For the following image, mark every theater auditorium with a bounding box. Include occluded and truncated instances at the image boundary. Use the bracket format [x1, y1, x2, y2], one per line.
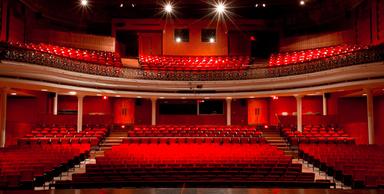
[0, 0, 383, 193]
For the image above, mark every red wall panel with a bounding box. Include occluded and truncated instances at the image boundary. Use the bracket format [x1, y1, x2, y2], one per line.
[58, 95, 77, 111]
[269, 97, 296, 125]
[134, 99, 152, 125]
[231, 100, 247, 125]
[338, 97, 368, 144]
[374, 95, 384, 144]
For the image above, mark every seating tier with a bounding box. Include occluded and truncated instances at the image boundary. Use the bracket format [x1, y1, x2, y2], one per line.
[18, 127, 108, 146]
[0, 144, 90, 189]
[299, 144, 384, 188]
[8, 42, 122, 67]
[269, 44, 368, 66]
[55, 143, 321, 188]
[140, 55, 251, 71]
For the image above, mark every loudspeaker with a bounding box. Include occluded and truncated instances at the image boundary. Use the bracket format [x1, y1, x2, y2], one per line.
[135, 99, 142, 106]
[240, 99, 247, 107]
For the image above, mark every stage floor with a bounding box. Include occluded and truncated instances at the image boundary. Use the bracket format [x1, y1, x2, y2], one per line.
[1, 188, 383, 194]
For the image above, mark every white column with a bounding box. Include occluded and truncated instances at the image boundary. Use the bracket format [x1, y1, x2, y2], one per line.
[77, 95, 84, 132]
[366, 89, 375, 144]
[322, 93, 327, 116]
[0, 88, 7, 148]
[53, 93, 58, 115]
[226, 98, 232, 126]
[151, 98, 157, 125]
[296, 95, 303, 132]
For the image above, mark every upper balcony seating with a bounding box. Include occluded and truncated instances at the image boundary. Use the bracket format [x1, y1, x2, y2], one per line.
[0, 144, 90, 189]
[282, 125, 355, 145]
[123, 125, 265, 144]
[299, 144, 384, 188]
[8, 42, 122, 67]
[139, 55, 251, 71]
[269, 44, 369, 66]
[55, 143, 321, 188]
[17, 127, 108, 146]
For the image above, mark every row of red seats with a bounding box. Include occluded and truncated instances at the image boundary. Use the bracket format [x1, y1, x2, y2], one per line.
[134, 125, 258, 131]
[269, 44, 369, 66]
[299, 144, 384, 188]
[0, 144, 90, 189]
[282, 127, 355, 145]
[8, 42, 122, 67]
[18, 127, 108, 146]
[122, 137, 267, 144]
[131, 125, 262, 137]
[54, 143, 323, 188]
[139, 55, 251, 71]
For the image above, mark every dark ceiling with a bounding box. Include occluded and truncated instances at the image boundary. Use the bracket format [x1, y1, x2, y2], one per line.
[19, 0, 365, 35]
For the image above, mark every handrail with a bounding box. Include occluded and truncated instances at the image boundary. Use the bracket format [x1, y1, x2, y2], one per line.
[1, 43, 383, 81]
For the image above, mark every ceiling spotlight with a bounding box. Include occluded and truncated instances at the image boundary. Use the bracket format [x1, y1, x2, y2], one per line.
[255, 3, 258, 7]
[103, 96, 108, 100]
[131, 3, 135, 7]
[215, 2, 226, 14]
[41, 89, 48, 92]
[300, 0, 305, 6]
[80, 0, 88, 6]
[175, 37, 182, 43]
[68, 91, 77, 95]
[164, 3, 173, 13]
[209, 37, 215, 43]
[10, 92, 17, 96]
[262, 3, 266, 7]
[120, 3, 124, 8]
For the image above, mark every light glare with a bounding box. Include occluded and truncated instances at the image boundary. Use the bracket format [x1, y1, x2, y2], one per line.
[300, 0, 305, 5]
[164, 3, 173, 13]
[80, 0, 88, 6]
[215, 2, 226, 14]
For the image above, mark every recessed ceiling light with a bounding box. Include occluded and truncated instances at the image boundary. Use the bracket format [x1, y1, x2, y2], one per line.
[96, 94, 102, 96]
[68, 91, 77, 95]
[10, 92, 17, 96]
[262, 3, 266, 7]
[115, 95, 121, 97]
[362, 93, 367, 96]
[41, 89, 48, 92]
[300, 0, 305, 6]
[209, 37, 215, 43]
[137, 96, 142, 98]
[120, 3, 124, 8]
[249, 96, 255, 98]
[159, 97, 165, 99]
[131, 3, 135, 7]
[175, 37, 182, 43]
[255, 4, 259, 7]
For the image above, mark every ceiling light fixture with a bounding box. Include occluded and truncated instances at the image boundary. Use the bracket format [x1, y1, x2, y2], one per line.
[80, 0, 88, 6]
[215, 2, 226, 14]
[68, 91, 77, 95]
[300, 0, 305, 6]
[10, 92, 17, 96]
[175, 37, 182, 43]
[209, 37, 215, 43]
[164, 3, 173, 13]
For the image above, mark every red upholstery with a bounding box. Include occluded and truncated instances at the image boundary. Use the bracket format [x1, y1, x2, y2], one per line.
[299, 144, 384, 188]
[18, 127, 107, 146]
[0, 144, 90, 189]
[269, 44, 369, 66]
[282, 126, 355, 145]
[140, 55, 251, 70]
[125, 125, 265, 144]
[9, 42, 122, 67]
[64, 143, 315, 185]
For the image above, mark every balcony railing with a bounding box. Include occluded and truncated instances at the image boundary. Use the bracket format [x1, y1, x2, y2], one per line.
[1, 43, 383, 81]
